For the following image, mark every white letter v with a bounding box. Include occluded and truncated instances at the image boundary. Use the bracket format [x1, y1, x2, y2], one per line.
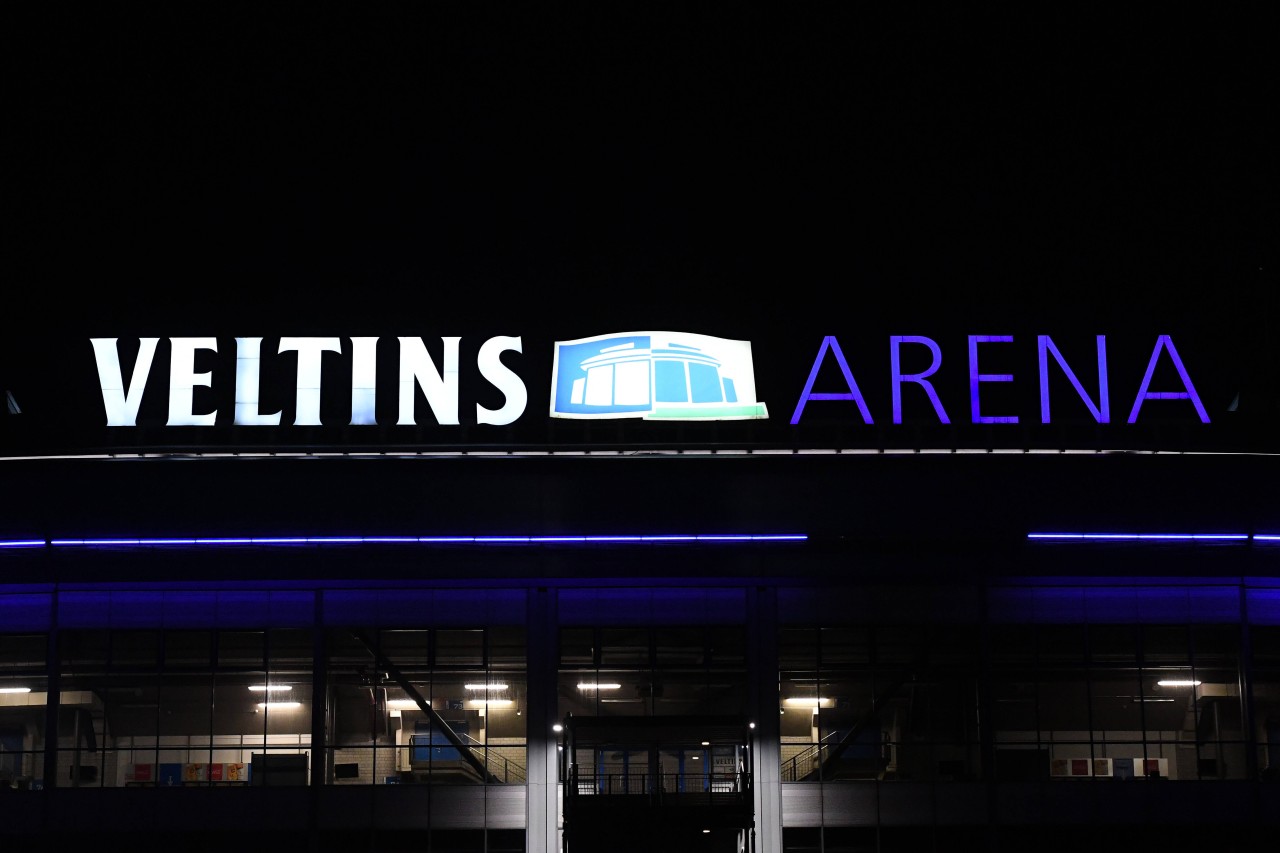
[91, 337, 159, 426]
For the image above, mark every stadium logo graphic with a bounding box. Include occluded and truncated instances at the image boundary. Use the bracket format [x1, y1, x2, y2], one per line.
[549, 331, 769, 421]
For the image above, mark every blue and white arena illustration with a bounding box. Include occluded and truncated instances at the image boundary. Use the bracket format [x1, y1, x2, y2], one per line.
[549, 332, 769, 421]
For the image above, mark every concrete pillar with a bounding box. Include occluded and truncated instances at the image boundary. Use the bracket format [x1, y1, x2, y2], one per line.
[526, 586, 561, 851]
[748, 586, 782, 853]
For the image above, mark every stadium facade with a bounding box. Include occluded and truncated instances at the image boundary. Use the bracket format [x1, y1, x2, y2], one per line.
[1, 322, 1277, 852]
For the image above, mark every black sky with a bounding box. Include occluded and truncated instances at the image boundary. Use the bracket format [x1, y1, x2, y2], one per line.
[7, 7, 1274, 339]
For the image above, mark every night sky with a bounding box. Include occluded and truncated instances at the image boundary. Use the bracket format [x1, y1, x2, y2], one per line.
[1, 7, 1277, 538]
[5, 8, 1275, 417]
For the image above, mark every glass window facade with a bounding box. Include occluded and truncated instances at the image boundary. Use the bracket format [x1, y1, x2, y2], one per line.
[326, 626, 526, 785]
[558, 625, 746, 720]
[779, 625, 982, 782]
[2, 578, 1280, 851]
[988, 623, 1248, 781]
[0, 633, 46, 790]
[55, 628, 314, 787]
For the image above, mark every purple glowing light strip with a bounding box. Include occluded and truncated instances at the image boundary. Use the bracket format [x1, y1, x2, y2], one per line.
[2, 534, 807, 549]
[1028, 533, 1250, 542]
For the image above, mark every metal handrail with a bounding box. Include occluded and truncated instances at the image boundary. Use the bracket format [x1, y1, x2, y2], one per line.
[781, 729, 841, 781]
[404, 737, 527, 783]
[465, 744, 526, 783]
[567, 770, 750, 799]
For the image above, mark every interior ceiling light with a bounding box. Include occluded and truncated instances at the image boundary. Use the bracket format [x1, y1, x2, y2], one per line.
[386, 699, 428, 710]
[1156, 679, 1202, 687]
[783, 697, 831, 707]
[248, 685, 292, 692]
[464, 683, 508, 690]
[0, 687, 32, 694]
[257, 701, 302, 709]
[577, 682, 622, 690]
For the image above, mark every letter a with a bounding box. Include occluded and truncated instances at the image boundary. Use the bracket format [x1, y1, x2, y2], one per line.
[1127, 335, 1209, 423]
[790, 336, 873, 424]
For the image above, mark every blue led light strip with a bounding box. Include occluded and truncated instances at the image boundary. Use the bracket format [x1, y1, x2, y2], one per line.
[4, 532, 1275, 548]
[0, 534, 807, 549]
[1028, 533, 1256, 542]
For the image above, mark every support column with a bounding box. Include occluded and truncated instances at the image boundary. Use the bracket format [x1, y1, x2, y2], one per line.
[748, 586, 782, 853]
[42, 589, 60, 829]
[526, 586, 560, 852]
[309, 592, 327, 851]
[1239, 584, 1258, 786]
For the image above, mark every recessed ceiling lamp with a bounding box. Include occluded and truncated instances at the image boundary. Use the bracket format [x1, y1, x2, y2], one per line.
[386, 699, 428, 710]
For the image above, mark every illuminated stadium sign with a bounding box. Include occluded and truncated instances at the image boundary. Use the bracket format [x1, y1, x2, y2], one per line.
[89, 332, 771, 428]
[83, 331, 1209, 429]
[1, 325, 1261, 457]
[91, 336, 528, 428]
[790, 333, 1209, 425]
